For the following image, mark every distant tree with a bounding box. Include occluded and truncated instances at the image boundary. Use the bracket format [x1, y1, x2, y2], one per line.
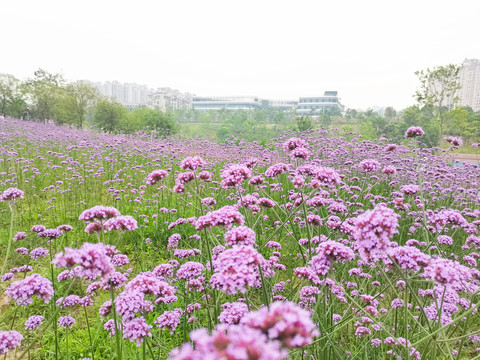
[0, 73, 25, 118]
[217, 126, 231, 142]
[93, 100, 127, 133]
[401, 105, 439, 147]
[324, 106, 342, 116]
[55, 83, 99, 128]
[414, 64, 462, 137]
[443, 106, 468, 137]
[359, 121, 377, 139]
[384, 107, 397, 120]
[296, 116, 313, 132]
[319, 114, 331, 128]
[24, 69, 65, 121]
[144, 109, 176, 137]
[345, 108, 358, 119]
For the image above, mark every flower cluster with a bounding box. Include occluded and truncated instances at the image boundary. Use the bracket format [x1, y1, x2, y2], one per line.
[0, 187, 24, 202]
[353, 204, 400, 262]
[210, 246, 272, 294]
[0, 330, 23, 355]
[405, 126, 425, 138]
[242, 301, 319, 347]
[195, 206, 245, 230]
[168, 324, 287, 360]
[79, 206, 121, 222]
[52, 242, 115, 279]
[146, 169, 168, 185]
[5, 273, 54, 306]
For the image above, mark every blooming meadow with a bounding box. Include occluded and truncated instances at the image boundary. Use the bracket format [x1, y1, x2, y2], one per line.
[1, 118, 480, 359]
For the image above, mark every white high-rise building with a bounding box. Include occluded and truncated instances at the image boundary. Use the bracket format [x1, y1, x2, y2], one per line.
[148, 88, 193, 111]
[458, 59, 480, 112]
[80, 80, 152, 107]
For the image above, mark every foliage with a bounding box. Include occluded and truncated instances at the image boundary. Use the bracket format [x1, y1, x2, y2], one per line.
[414, 64, 462, 137]
[24, 68, 65, 121]
[1, 120, 480, 359]
[54, 83, 100, 128]
[296, 116, 313, 132]
[0, 73, 26, 118]
[93, 100, 128, 133]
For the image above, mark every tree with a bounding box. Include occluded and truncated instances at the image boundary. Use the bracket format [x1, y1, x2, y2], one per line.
[319, 114, 331, 128]
[414, 64, 462, 137]
[54, 83, 99, 128]
[384, 107, 397, 120]
[93, 100, 127, 133]
[400, 105, 439, 147]
[24, 69, 65, 121]
[142, 108, 176, 137]
[296, 116, 313, 132]
[0, 73, 26, 118]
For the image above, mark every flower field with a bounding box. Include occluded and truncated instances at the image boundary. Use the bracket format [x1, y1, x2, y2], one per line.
[1, 118, 480, 359]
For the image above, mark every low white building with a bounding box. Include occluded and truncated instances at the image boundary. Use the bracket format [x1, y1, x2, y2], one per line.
[295, 91, 344, 116]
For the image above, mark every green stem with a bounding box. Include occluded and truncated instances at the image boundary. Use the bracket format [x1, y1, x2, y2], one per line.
[110, 283, 122, 360]
[1, 203, 15, 276]
[84, 306, 95, 360]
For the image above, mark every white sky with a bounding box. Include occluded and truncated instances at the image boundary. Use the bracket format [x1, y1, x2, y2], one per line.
[2, 0, 479, 110]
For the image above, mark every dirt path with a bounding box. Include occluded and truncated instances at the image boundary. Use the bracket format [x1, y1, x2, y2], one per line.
[451, 153, 480, 164]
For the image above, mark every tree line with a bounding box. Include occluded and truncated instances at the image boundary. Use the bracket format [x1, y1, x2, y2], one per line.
[2, 65, 479, 146]
[0, 69, 176, 137]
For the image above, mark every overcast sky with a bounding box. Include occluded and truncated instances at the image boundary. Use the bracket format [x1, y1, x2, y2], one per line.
[2, 0, 479, 110]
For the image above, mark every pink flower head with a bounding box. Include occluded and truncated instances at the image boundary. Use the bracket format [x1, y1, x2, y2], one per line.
[0, 188, 24, 202]
[58, 315, 76, 329]
[177, 262, 205, 281]
[123, 317, 152, 346]
[195, 206, 245, 230]
[354, 204, 400, 262]
[224, 226, 256, 247]
[382, 166, 396, 175]
[30, 225, 46, 233]
[52, 242, 115, 279]
[444, 136, 462, 147]
[405, 126, 424, 138]
[315, 166, 341, 185]
[386, 246, 431, 272]
[242, 301, 319, 347]
[400, 184, 420, 196]
[37, 228, 62, 239]
[146, 169, 168, 185]
[57, 224, 73, 232]
[104, 215, 138, 232]
[13, 232, 27, 242]
[5, 273, 54, 306]
[218, 302, 249, 324]
[289, 147, 310, 160]
[168, 324, 287, 360]
[79, 206, 121, 222]
[180, 156, 205, 171]
[0, 330, 23, 355]
[155, 309, 183, 334]
[210, 245, 272, 295]
[221, 164, 252, 188]
[85, 222, 103, 234]
[422, 258, 472, 290]
[125, 272, 177, 304]
[359, 159, 380, 172]
[24, 315, 44, 333]
[198, 171, 211, 181]
[283, 137, 307, 152]
[265, 163, 290, 178]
